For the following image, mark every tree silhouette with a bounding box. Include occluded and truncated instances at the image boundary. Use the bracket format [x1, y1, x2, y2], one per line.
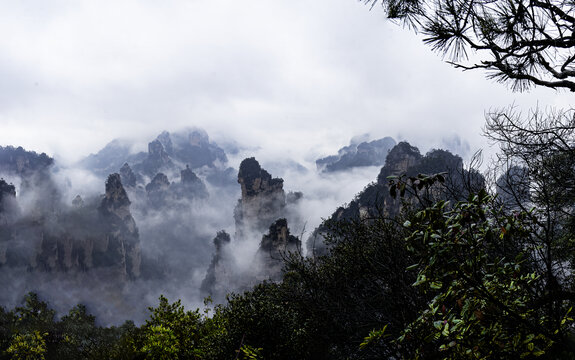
[365, 0, 575, 91]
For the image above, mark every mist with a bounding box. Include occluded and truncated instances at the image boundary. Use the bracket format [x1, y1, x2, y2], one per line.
[0, 127, 441, 324]
[0, 0, 569, 169]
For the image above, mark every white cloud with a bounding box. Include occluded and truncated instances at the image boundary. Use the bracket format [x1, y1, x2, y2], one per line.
[0, 0, 570, 166]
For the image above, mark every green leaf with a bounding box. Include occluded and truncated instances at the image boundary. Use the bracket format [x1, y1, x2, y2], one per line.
[429, 281, 443, 289]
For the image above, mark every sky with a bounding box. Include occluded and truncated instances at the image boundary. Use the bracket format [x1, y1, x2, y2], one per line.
[0, 0, 572, 168]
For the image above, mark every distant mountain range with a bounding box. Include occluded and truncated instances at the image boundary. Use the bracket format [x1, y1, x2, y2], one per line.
[316, 136, 396, 172]
[0, 128, 480, 322]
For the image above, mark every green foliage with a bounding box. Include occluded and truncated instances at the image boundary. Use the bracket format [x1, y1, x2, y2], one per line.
[141, 325, 179, 359]
[54, 304, 139, 360]
[55, 304, 98, 359]
[200, 211, 424, 359]
[238, 344, 263, 360]
[103, 321, 143, 360]
[360, 325, 390, 350]
[13, 293, 56, 335]
[0, 306, 16, 359]
[138, 295, 204, 359]
[0, 293, 144, 360]
[7, 331, 47, 360]
[284, 216, 424, 359]
[398, 190, 570, 358]
[202, 282, 312, 359]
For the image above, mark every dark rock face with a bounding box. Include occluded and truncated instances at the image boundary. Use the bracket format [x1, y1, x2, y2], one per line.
[156, 131, 174, 156]
[202, 158, 303, 300]
[200, 231, 232, 297]
[181, 165, 197, 184]
[0, 180, 17, 261]
[142, 167, 209, 210]
[259, 218, 299, 253]
[0, 146, 53, 175]
[119, 163, 137, 188]
[175, 165, 208, 200]
[286, 191, 303, 204]
[0, 146, 59, 213]
[100, 174, 132, 214]
[376, 141, 423, 184]
[1, 135, 233, 321]
[235, 157, 286, 239]
[140, 140, 174, 177]
[97, 174, 141, 279]
[308, 141, 485, 255]
[172, 129, 228, 169]
[0, 147, 56, 268]
[201, 218, 302, 299]
[214, 229, 231, 250]
[145, 173, 171, 208]
[82, 129, 230, 192]
[316, 137, 396, 172]
[76, 129, 228, 288]
[237, 157, 284, 197]
[256, 218, 300, 281]
[145, 172, 170, 193]
[0, 179, 16, 213]
[0, 163, 141, 281]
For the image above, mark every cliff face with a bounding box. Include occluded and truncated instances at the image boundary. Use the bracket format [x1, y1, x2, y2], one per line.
[0, 146, 53, 175]
[97, 174, 141, 279]
[141, 166, 209, 211]
[32, 174, 141, 280]
[202, 218, 302, 299]
[202, 158, 302, 299]
[82, 129, 230, 186]
[0, 179, 17, 218]
[138, 129, 228, 175]
[79, 130, 227, 278]
[173, 129, 228, 168]
[234, 157, 286, 240]
[200, 231, 232, 299]
[0, 162, 141, 281]
[145, 173, 171, 209]
[174, 165, 209, 201]
[309, 141, 484, 255]
[140, 140, 175, 177]
[119, 163, 137, 188]
[0, 146, 59, 214]
[0, 179, 17, 264]
[156, 131, 174, 155]
[256, 218, 300, 281]
[376, 142, 423, 183]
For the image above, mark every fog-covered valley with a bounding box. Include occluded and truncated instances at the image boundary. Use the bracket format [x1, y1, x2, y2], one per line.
[3, 128, 452, 324]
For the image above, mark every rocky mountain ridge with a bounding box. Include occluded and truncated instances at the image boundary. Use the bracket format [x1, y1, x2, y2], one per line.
[316, 136, 396, 172]
[81, 129, 231, 185]
[0, 129, 480, 324]
[202, 157, 302, 300]
[308, 141, 485, 255]
[0, 157, 141, 280]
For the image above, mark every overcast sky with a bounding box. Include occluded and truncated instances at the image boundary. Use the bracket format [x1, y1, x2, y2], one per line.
[0, 0, 571, 167]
